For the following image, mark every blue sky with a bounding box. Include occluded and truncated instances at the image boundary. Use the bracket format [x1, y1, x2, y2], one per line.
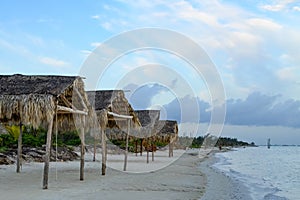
[1, 0, 300, 144]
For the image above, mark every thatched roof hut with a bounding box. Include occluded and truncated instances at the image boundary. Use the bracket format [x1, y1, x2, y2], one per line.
[133, 111, 178, 159]
[155, 120, 178, 157]
[133, 110, 160, 138]
[0, 74, 91, 129]
[155, 120, 178, 141]
[87, 90, 141, 136]
[0, 74, 93, 189]
[135, 110, 160, 127]
[87, 90, 142, 172]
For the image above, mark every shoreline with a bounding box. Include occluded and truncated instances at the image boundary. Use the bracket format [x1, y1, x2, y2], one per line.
[198, 150, 253, 200]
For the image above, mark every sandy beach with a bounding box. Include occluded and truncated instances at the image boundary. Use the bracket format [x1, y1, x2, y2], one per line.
[0, 149, 205, 200]
[0, 149, 251, 200]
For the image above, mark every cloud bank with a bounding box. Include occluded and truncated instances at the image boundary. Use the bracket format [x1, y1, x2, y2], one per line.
[127, 84, 300, 128]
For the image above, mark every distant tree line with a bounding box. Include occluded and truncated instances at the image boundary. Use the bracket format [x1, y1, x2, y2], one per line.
[190, 136, 255, 148]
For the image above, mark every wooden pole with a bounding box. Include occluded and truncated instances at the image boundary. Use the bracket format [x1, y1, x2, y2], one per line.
[146, 139, 149, 164]
[123, 119, 130, 171]
[140, 138, 143, 156]
[151, 138, 154, 162]
[93, 135, 96, 162]
[135, 139, 138, 157]
[55, 105, 58, 181]
[80, 116, 85, 181]
[43, 115, 54, 189]
[101, 129, 106, 175]
[16, 122, 23, 173]
[169, 138, 171, 157]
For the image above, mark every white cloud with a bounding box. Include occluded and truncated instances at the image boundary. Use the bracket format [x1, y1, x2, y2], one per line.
[91, 15, 100, 19]
[39, 57, 69, 67]
[246, 18, 282, 31]
[89, 0, 300, 101]
[101, 22, 112, 30]
[293, 6, 300, 11]
[90, 42, 102, 47]
[260, 0, 295, 11]
[175, 1, 218, 27]
[276, 67, 297, 81]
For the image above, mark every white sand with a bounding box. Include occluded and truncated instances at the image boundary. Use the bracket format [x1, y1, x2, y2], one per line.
[0, 148, 252, 200]
[0, 149, 205, 200]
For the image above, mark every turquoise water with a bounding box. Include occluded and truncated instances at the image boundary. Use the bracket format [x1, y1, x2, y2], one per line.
[213, 146, 300, 200]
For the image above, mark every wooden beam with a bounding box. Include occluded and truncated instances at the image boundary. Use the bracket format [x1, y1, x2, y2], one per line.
[107, 118, 128, 121]
[57, 105, 87, 115]
[107, 111, 133, 119]
[60, 94, 79, 110]
[43, 115, 54, 189]
[73, 87, 88, 112]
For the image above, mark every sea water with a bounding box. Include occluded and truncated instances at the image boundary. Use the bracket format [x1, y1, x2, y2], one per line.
[213, 146, 300, 200]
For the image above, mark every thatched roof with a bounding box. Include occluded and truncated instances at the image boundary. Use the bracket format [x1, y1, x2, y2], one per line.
[87, 90, 141, 129]
[135, 110, 160, 127]
[0, 74, 91, 129]
[0, 74, 78, 96]
[155, 120, 178, 138]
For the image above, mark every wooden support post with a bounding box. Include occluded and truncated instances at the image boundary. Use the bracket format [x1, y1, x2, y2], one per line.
[16, 122, 23, 173]
[169, 138, 171, 158]
[135, 140, 138, 157]
[43, 115, 54, 189]
[171, 137, 174, 157]
[152, 139, 154, 162]
[80, 116, 85, 181]
[146, 139, 149, 164]
[123, 119, 130, 171]
[101, 129, 106, 175]
[93, 136, 96, 162]
[140, 139, 143, 156]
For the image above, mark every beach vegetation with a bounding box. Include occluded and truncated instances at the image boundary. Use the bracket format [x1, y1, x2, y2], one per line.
[0, 125, 81, 150]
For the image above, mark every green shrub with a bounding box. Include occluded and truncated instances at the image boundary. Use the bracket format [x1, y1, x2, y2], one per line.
[0, 134, 16, 147]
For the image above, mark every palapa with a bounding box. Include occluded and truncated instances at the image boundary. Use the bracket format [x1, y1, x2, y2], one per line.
[87, 90, 141, 173]
[0, 74, 94, 189]
[154, 120, 179, 157]
[134, 110, 160, 160]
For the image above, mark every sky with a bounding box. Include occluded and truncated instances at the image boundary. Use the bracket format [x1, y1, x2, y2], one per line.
[0, 0, 300, 145]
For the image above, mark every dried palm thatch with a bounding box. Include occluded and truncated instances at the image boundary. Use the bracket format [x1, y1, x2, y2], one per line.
[0, 74, 94, 188]
[0, 74, 92, 130]
[154, 120, 179, 143]
[135, 110, 160, 127]
[87, 90, 141, 133]
[133, 110, 160, 138]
